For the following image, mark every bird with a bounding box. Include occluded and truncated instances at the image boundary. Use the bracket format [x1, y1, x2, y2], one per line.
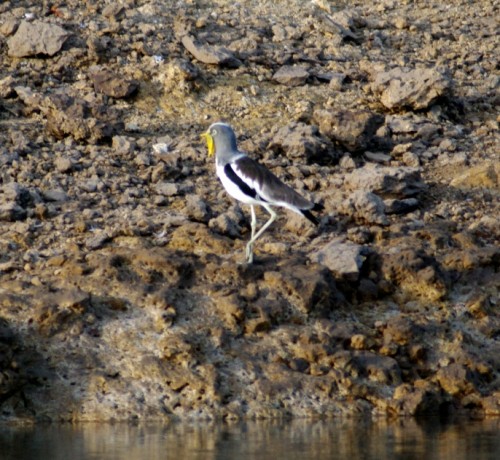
[202, 122, 322, 263]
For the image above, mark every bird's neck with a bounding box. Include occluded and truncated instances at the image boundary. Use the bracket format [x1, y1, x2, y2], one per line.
[216, 150, 245, 166]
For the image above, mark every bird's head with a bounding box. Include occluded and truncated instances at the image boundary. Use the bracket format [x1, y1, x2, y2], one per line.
[201, 122, 237, 157]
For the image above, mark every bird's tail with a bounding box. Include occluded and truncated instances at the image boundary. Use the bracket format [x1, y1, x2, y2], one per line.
[300, 203, 323, 226]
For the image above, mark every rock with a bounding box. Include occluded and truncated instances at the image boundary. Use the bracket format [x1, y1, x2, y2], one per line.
[328, 72, 346, 90]
[465, 294, 494, 319]
[90, 70, 138, 98]
[268, 122, 338, 164]
[208, 214, 241, 238]
[135, 151, 151, 167]
[42, 188, 68, 202]
[183, 194, 210, 222]
[339, 155, 356, 170]
[260, 263, 341, 316]
[401, 152, 420, 168]
[13, 86, 43, 109]
[386, 116, 422, 135]
[155, 182, 179, 197]
[286, 357, 309, 373]
[340, 191, 388, 225]
[0, 19, 18, 37]
[41, 93, 122, 142]
[436, 363, 477, 397]
[386, 115, 442, 145]
[314, 109, 384, 153]
[392, 382, 444, 415]
[442, 246, 500, 272]
[0, 76, 15, 98]
[54, 157, 74, 173]
[35, 288, 90, 337]
[370, 66, 452, 110]
[0, 183, 41, 221]
[383, 316, 416, 346]
[160, 58, 199, 94]
[9, 130, 31, 153]
[2, 183, 35, 207]
[364, 151, 391, 164]
[470, 216, 500, 235]
[112, 136, 136, 155]
[333, 350, 402, 385]
[7, 21, 69, 57]
[0, 203, 26, 221]
[482, 393, 500, 416]
[272, 65, 310, 86]
[450, 162, 499, 189]
[377, 247, 447, 301]
[0, 260, 20, 273]
[350, 334, 373, 350]
[79, 179, 99, 193]
[314, 9, 361, 42]
[152, 143, 170, 156]
[384, 198, 419, 214]
[102, 4, 125, 18]
[271, 24, 304, 42]
[211, 293, 244, 330]
[181, 34, 241, 67]
[309, 238, 368, 281]
[244, 307, 272, 335]
[356, 278, 380, 301]
[344, 164, 427, 197]
[168, 223, 232, 256]
[85, 231, 111, 250]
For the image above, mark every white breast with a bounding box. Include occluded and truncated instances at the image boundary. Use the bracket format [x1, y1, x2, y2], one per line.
[216, 162, 263, 205]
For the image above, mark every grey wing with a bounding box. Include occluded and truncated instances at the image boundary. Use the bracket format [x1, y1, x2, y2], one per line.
[235, 157, 314, 209]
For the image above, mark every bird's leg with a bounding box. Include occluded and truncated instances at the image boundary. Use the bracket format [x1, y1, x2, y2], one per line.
[250, 205, 257, 240]
[246, 244, 253, 264]
[246, 205, 277, 263]
[245, 205, 257, 263]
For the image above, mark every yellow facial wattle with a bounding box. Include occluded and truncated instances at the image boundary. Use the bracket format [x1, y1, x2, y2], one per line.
[201, 132, 215, 156]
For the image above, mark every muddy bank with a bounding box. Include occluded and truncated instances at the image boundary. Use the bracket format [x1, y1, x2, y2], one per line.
[0, 0, 498, 422]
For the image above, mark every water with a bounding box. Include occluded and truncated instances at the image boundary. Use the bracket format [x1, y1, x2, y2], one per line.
[1, 417, 499, 460]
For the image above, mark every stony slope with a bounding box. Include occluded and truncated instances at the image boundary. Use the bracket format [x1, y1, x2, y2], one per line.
[0, 0, 498, 422]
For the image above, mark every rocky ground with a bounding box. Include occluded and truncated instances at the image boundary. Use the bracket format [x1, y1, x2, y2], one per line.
[0, 0, 498, 422]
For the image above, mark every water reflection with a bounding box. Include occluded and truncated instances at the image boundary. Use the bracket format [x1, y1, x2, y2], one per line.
[1, 417, 499, 460]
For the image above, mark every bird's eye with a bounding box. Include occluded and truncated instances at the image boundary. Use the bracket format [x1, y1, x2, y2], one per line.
[211, 129, 217, 136]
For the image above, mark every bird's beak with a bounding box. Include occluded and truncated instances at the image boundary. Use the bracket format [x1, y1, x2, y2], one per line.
[201, 131, 215, 156]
